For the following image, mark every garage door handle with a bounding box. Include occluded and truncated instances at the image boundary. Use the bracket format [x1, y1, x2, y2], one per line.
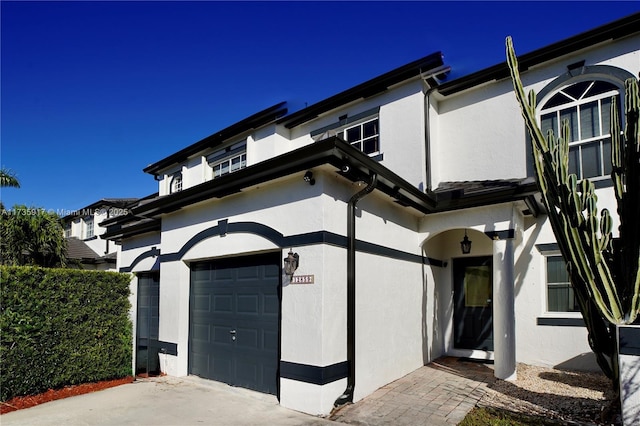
[230, 329, 236, 334]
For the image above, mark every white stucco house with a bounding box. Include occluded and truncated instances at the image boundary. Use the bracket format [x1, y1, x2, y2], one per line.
[103, 13, 640, 415]
[62, 198, 137, 271]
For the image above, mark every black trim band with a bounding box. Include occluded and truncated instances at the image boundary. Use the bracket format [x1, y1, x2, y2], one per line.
[140, 340, 178, 356]
[619, 326, 640, 356]
[310, 107, 380, 137]
[536, 243, 560, 252]
[484, 229, 515, 240]
[156, 221, 446, 267]
[120, 247, 161, 273]
[537, 317, 585, 327]
[280, 361, 349, 385]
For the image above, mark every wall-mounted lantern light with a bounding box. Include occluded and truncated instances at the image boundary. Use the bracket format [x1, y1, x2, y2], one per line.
[284, 249, 299, 278]
[303, 171, 315, 185]
[460, 231, 472, 254]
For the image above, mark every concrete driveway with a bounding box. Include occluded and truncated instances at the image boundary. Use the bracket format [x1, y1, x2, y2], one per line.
[1, 376, 340, 426]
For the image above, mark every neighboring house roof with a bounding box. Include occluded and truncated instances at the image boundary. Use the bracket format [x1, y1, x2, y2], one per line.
[67, 237, 100, 260]
[279, 52, 448, 129]
[436, 11, 640, 97]
[61, 198, 139, 221]
[143, 102, 288, 176]
[66, 237, 115, 265]
[103, 137, 538, 241]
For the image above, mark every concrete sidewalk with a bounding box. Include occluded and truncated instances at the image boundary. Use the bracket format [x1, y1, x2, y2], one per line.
[1, 376, 339, 426]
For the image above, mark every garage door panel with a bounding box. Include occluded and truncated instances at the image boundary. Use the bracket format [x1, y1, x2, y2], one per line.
[190, 353, 209, 376]
[213, 294, 233, 312]
[192, 294, 212, 312]
[237, 294, 259, 314]
[191, 323, 211, 343]
[212, 325, 235, 344]
[236, 265, 260, 280]
[264, 294, 279, 315]
[236, 327, 259, 349]
[263, 329, 278, 352]
[213, 267, 234, 281]
[189, 253, 280, 395]
[211, 354, 233, 381]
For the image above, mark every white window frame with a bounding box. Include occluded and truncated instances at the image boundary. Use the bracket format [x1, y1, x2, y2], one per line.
[84, 216, 94, 239]
[208, 140, 247, 179]
[334, 117, 380, 156]
[538, 80, 620, 181]
[64, 223, 72, 238]
[170, 172, 182, 194]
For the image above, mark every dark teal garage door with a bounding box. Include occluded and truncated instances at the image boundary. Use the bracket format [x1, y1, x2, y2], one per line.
[189, 253, 281, 394]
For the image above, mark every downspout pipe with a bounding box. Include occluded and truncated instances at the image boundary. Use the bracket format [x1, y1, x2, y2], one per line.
[334, 173, 378, 408]
[423, 83, 438, 192]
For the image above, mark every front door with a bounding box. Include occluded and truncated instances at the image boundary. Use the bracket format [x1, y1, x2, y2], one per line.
[453, 256, 493, 351]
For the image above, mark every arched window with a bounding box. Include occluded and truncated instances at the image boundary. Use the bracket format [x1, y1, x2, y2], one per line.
[170, 173, 182, 194]
[536, 65, 633, 183]
[539, 80, 619, 180]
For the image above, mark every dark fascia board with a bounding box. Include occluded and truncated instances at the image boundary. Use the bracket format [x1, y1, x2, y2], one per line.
[61, 198, 139, 221]
[431, 180, 539, 213]
[437, 12, 640, 97]
[101, 218, 161, 241]
[106, 138, 538, 235]
[279, 52, 445, 129]
[143, 102, 288, 175]
[99, 192, 159, 227]
[127, 137, 438, 218]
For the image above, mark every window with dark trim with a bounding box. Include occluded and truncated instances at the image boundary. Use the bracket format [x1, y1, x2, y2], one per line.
[310, 107, 381, 157]
[336, 118, 380, 155]
[208, 140, 247, 179]
[546, 255, 579, 313]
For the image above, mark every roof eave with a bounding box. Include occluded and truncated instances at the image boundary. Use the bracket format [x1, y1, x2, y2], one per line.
[279, 52, 445, 129]
[143, 102, 288, 175]
[437, 12, 640, 97]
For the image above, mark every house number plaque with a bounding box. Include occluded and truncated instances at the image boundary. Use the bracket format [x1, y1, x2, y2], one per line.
[291, 275, 314, 284]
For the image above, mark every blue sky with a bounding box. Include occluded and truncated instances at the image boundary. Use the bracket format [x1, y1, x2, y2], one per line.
[2, 1, 638, 213]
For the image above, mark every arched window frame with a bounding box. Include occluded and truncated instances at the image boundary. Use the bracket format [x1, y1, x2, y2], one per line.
[169, 172, 183, 194]
[534, 65, 634, 187]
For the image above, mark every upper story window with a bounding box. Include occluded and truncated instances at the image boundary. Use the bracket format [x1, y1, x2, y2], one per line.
[311, 107, 381, 158]
[539, 80, 620, 180]
[546, 254, 579, 313]
[208, 140, 247, 179]
[84, 217, 94, 239]
[64, 223, 72, 238]
[170, 173, 182, 194]
[336, 118, 380, 155]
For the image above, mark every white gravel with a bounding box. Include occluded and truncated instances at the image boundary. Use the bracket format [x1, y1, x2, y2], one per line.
[478, 363, 619, 425]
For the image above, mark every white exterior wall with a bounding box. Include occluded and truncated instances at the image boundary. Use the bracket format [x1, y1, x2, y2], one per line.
[250, 124, 292, 163]
[129, 169, 429, 415]
[288, 80, 427, 187]
[433, 80, 528, 186]
[432, 34, 640, 189]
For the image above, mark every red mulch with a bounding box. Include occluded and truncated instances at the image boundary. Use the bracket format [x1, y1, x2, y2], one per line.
[0, 376, 134, 415]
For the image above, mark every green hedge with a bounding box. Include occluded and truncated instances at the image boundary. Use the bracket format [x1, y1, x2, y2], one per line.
[1, 266, 132, 401]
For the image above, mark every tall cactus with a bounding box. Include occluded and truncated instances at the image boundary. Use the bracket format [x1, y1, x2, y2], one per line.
[506, 37, 640, 382]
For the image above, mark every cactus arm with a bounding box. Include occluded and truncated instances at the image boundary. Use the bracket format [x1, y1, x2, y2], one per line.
[506, 36, 626, 324]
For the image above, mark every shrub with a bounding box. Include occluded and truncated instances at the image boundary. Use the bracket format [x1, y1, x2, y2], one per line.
[0, 266, 132, 401]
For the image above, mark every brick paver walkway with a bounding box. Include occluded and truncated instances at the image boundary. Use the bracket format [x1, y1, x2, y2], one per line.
[330, 357, 495, 425]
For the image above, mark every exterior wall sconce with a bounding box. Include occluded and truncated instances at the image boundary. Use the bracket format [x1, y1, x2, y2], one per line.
[283, 249, 299, 277]
[303, 171, 315, 185]
[460, 231, 472, 254]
